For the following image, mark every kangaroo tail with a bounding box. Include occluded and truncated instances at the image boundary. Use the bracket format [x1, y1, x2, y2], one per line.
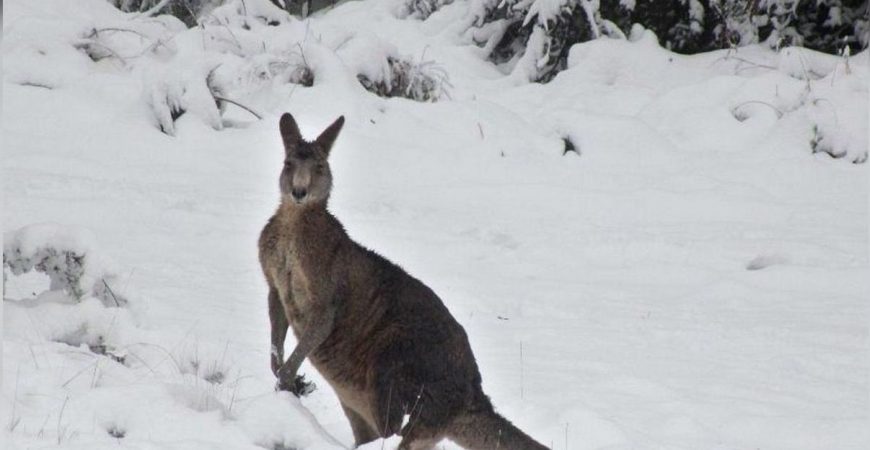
[447, 409, 549, 450]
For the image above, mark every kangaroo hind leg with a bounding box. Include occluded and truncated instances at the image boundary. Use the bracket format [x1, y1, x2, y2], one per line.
[398, 424, 444, 450]
[340, 402, 379, 448]
[447, 411, 550, 450]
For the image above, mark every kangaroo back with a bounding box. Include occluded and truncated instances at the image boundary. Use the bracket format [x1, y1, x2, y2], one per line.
[448, 410, 549, 450]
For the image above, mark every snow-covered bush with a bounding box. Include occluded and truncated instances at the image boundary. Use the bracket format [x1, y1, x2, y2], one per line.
[357, 56, 451, 101]
[4, 293, 136, 365]
[143, 62, 226, 135]
[12, 0, 453, 132]
[65, 0, 320, 134]
[402, 0, 455, 19]
[243, 53, 315, 87]
[73, 16, 186, 65]
[340, 32, 451, 101]
[3, 224, 129, 307]
[811, 123, 868, 164]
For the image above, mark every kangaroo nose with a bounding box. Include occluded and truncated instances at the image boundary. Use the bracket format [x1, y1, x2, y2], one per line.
[291, 188, 308, 201]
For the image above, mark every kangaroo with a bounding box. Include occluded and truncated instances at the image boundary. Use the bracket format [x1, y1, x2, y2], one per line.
[259, 113, 549, 450]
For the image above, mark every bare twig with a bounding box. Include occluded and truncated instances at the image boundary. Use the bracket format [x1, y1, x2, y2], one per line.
[90, 359, 101, 388]
[138, 0, 174, 18]
[178, 0, 200, 26]
[56, 396, 69, 445]
[75, 40, 129, 64]
[206, 18, 243, 52]
[37, 413, 51, 439]
[123, 342, 184, 374]
[121, 268, 136, 296]
[286, 82, 300, 104]
[213, 96, 263, 120]
[93, 27, 174, 53]
[564, 422, 569, 450]
[7, 366, 21, 432]
[402, 384, 427, 437]
[94, 27, 151, 40]
[124, 350, 159, 376]
[844, 47, 852, 75]
[62, 359, 100, 388]
[332, 34, 355, 52]
[129, 36, 173, 58]
[712, 54, 777, 73]
[519, 341, 524, 400]
[102, 279, 121, 307]
[795, 48, 814, 89]
[17, 82, 54, 89]
[294, 43, 310, 69]
[29, 344, 41, 369]
[381, 383, 393, 449]
[732, 100, 785, 119]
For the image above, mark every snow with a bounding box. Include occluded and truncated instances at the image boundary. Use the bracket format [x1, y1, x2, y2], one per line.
[2, 0, 868, 449]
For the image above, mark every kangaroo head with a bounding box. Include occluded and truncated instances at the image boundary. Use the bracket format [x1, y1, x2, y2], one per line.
[278, 113, 345, 206]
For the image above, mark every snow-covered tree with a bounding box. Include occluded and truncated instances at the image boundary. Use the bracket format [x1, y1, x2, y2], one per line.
[465, 0, 869, 82]
[465, 0, 716, 82]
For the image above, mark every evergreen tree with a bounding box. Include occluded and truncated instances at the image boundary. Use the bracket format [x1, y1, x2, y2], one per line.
[466, 0, 869, 82]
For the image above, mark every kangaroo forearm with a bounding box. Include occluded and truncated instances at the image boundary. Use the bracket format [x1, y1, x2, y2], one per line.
[283, 344, 309, 376]
[281, 334, 323, 377]
[269, 287, 288, 374]
[271, 323, 288, 359]
[280, 306, 335, 376]
[271, 334, 285, 368]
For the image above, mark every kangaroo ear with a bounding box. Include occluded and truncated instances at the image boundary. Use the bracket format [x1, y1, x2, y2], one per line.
[279, 113, 302, 149]
[314, 116, 345, 154]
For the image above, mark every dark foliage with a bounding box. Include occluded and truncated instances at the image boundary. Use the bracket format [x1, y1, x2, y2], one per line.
[109, 0, 219, 27]
[469, 0, 869, 82]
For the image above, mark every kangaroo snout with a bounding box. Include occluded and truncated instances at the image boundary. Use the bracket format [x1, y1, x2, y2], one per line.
[291, 187, 308, 201]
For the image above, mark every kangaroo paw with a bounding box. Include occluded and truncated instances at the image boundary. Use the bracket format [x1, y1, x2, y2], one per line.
[275, 373, 317, 397]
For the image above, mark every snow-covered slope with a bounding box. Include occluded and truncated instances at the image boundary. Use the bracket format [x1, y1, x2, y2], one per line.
[3, 1, 868, 449]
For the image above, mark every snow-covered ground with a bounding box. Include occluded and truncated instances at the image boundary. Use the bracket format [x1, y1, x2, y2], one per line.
[2, 0, 868, 449]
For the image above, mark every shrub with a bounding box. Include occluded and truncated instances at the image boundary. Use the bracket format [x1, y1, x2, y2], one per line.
[109, 0, 223, 27]
[357, 56, 452, 102]
[4, 224, 128, 307]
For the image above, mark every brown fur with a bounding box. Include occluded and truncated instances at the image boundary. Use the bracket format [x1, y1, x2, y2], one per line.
[259, 113, 549, 450]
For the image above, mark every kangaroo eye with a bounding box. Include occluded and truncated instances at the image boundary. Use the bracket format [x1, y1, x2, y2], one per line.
[315, 164, 326, 173]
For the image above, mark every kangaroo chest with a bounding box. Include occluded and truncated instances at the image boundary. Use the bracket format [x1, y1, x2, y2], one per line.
[269, 240, 316, 330]
[263, 214, 382, 429]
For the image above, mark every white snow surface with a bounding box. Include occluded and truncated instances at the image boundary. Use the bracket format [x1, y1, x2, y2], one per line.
[2, 0, 868, 449]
